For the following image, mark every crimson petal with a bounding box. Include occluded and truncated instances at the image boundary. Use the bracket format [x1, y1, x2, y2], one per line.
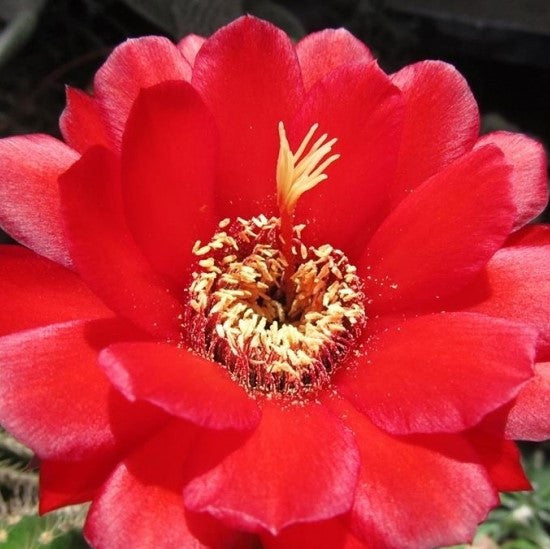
[360, 145, 515, 311]
[60, 87, 113, 153]
[296, 28, 374, 91]
[121, 81, 218, 286]
[0, 319, 165, 460]
[93, 36, 191, 149]
[506, 362, 550, 441]
[177, 34, 205, 66]
[290, 61, 403, 257]
[0, 135, 77, 267]
[184, 401, 359, 534]
[99, 342, 260, 430]
[457, 230, 550, 349]
[262, 519, 366, 549]
[475, 131, 548, 230]
[40, 456, 118, 513]
[506, 223, 550, 247]
[329, 397, 498, 549]
[59, 146, 183, 340]
[465, 412, 531, 491]
[336, 313, 536, 435]
[192, 16, 304, 218]
[85, 421, 250, 549]
[390, 60, 479, 206]
[0, 245, 110, 336]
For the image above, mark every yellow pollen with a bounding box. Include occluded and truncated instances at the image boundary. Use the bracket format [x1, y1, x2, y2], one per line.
[276, 122, 340, 218]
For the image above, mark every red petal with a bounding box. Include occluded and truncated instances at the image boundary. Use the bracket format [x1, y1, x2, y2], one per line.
[458, 232, 550, 349]
[290, 61, 403, 257]
[99, 342, 260, 430]
[296, 29, 374, 91]
[40, 456, 117, 513]
[121, 81, 218, 285]
[0, 319, 165, 460]
[85, 421, 248, 549]
[506, 223, 550, 247]
[360, 145, 515, 311]
[0, 245, 109, 336]
[59, 146, 183, 340]
[262, 518, 366, 549]
[0, 135, 77, 267]
[475, 132, 548, 230]
[192, 16, 304, 218]
[93, 37, 191, 149]
[328, 397, 498, 549]
[465, 412, 531, 491]
[184, 400, 359, 534]
[335, 313, 536, 435]
[59, 87, 113, 153]
[480, 438, 530, 491]
[506, 362, 550, 441]
[177, 34, 205, 66]
[390, 61, 479, 206]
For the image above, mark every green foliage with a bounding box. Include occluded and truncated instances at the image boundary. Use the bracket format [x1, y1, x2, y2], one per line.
[0, 515, 89, 549]
[0, 429, 88, 549]
[0, 427, 37, 520]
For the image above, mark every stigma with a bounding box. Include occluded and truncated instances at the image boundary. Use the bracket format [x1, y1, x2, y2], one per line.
[182, 123, 366, 396]
[276, 122, 339, 221]
[276, 122, 339, 277]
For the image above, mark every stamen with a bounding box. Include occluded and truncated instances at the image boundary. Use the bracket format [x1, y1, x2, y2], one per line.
[183, 216, 366, 396]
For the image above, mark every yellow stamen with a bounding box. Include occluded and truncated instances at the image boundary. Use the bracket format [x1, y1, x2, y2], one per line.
[186, 215, 366, 394]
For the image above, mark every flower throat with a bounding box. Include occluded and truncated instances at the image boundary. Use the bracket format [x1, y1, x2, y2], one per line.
[183, 123, 366, 395]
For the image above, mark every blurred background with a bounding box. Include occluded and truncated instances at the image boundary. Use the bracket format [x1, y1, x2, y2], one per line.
[0, 1, 549, 548]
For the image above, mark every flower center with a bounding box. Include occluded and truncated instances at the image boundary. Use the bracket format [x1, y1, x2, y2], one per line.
[182, 123, 366, 395]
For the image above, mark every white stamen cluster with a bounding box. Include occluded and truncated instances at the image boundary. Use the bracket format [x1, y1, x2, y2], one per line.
[185, 216, 366, 394]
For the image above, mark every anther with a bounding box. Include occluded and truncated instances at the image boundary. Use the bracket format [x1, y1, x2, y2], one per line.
[183, 216, 366, 396]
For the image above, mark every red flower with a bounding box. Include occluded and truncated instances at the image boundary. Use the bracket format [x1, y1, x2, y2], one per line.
[0, 15, 549, 549]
